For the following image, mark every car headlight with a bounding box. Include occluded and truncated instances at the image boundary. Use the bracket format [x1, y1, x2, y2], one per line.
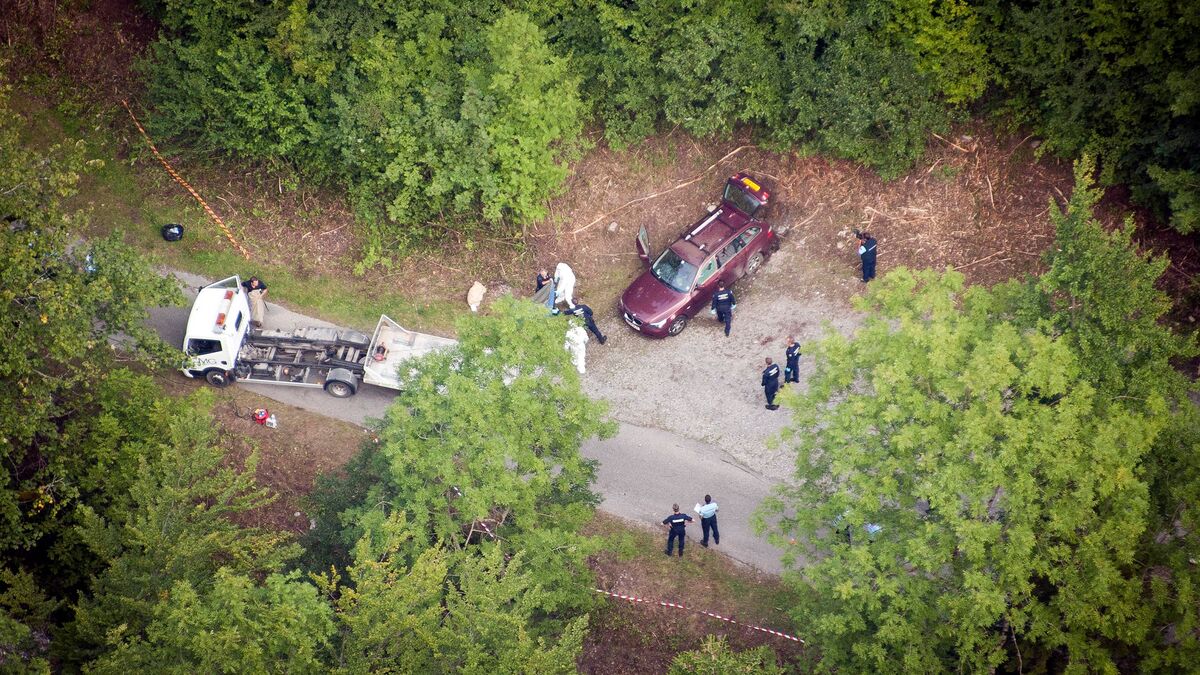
[649, 317, 669, 328]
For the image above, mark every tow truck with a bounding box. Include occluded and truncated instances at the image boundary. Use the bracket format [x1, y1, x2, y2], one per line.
[181, 276, 455, 397]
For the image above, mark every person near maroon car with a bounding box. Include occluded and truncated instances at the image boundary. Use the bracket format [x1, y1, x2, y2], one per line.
[662, 504, 693, 557]
[762, 357, 781, 410]
[710, 281, 736, 337]
[857, 232, 878, 282]
[784, 336, 801, 384]
[566, 303, 606, 344]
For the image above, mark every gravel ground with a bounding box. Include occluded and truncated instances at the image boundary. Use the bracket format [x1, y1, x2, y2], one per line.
[582, 236, 866, 481]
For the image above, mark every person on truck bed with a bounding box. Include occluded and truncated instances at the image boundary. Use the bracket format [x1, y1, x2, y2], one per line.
[241, 276, 268, 329]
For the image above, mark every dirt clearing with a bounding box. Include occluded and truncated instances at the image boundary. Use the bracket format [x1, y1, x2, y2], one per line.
[156, 374, 370, 532]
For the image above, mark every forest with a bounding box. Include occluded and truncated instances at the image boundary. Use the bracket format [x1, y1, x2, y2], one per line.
[2, 0, 1199, 672]
[131, 0, 1199, 260]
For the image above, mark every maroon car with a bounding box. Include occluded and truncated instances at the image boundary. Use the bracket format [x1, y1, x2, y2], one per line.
[620, 173, 778, 337]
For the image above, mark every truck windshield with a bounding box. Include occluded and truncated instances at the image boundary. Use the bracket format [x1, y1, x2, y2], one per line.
[651, 248, 698, 293]
[723, 183, 763, 218]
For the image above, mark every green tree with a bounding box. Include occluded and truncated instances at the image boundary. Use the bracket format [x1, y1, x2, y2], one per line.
[459, 10, 583, 224]
[0, 568, 58, 674]
[668, 635, 783, 675]
[341, 296, 613, 552]
[140, 0, 323, 161]
[981, 0, 1200, 232]
[303, 298, 607, 671]
[757, 167, 1200, 671]
[87, 569, 334, 675]
[67, 392, 300, 666]
[0, 78, 182, 568]
[1025, 158, 1194, 400]
[326, 514, 589, 674]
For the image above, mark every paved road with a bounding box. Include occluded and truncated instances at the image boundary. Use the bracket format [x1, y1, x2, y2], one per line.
[154, 271, 786, 573]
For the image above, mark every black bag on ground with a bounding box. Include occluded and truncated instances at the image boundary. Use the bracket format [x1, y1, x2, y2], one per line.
[161, 223, 184, 241]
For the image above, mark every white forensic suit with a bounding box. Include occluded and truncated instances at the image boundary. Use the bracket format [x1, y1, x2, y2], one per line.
[554, 262, 576, 308]
[564, 323, 589, 374]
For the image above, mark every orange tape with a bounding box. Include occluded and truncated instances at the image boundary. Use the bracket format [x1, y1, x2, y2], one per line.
[594, 589, 805, 644]
[121, 100, 252, 260]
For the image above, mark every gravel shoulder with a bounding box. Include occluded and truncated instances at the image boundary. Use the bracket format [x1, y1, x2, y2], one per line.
[582, 237, 865, 481]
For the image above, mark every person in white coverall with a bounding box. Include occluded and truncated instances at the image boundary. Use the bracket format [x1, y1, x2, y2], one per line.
[564, 322, 589, 374]
[554, 262, 576, 308]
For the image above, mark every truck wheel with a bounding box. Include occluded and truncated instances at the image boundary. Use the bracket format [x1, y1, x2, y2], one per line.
[667, 315, 688, 337]
[745, 252, 765, 276]
[204, 369, 233, 388]
[324, 379, 357, 398]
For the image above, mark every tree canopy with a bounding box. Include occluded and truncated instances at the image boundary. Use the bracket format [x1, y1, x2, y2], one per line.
[0, 79, 183, 583]
[136, 0, 1199, 249]
[758, 162, 1200, 672]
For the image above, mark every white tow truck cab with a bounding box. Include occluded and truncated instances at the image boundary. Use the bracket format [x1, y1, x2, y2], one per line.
[181, 276, 456, 397]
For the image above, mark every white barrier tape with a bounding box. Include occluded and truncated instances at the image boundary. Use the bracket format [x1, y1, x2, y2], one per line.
[594, 589, 805, 644]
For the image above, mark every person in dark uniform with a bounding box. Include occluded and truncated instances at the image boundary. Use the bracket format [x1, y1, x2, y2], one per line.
[566, 303, 606, 344]
[662, 503, 693, 557]
[857, 232, 878, 283]
[762, 357, 781, 410]
[536, 268, 552, 292]
[710, 281, 736, 337]
[784, 336, 801, 385]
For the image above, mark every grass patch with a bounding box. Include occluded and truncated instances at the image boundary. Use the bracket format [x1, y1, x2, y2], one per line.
[580, 512, 808, 672]
[584, 512, 800, 634]
[18, 90, 461, 333]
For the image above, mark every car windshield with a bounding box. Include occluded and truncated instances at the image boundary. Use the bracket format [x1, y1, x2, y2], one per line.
[651, 247, 698, 293]
[723, 183, 763, 218]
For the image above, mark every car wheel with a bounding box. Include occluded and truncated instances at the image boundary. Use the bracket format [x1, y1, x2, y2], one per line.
[745, 252, 765, 276]
[668, 315, 688, 336]
[204, 369, 232, 388]
[324, 379, 356, 398]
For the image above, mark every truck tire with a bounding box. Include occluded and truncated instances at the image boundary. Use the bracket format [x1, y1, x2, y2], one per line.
[204, 369, 233, 388]
[324, 380, 356, 398]
[324, 368, 359, 398]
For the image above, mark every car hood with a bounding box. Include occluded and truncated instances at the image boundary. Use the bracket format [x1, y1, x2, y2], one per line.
[621, 271, 685, 322]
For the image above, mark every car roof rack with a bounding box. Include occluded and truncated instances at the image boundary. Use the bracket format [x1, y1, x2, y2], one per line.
[684, 209, 722, 242]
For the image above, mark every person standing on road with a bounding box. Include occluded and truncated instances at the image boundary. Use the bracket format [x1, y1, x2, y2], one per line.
[710, 281, 736, 337]
[566, 302, 606, 344]
[241, 275, 268, 329]
[784, 336, 801, 385]
[762, 357, 781, 410]
[857, 231, 878, 283]
[695, 495, 719, 548]
[662, 503, 693, 557]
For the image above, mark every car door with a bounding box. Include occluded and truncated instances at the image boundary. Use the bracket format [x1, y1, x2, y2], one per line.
[717, 226, 761, 284]
[685, 255, 722, 315]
